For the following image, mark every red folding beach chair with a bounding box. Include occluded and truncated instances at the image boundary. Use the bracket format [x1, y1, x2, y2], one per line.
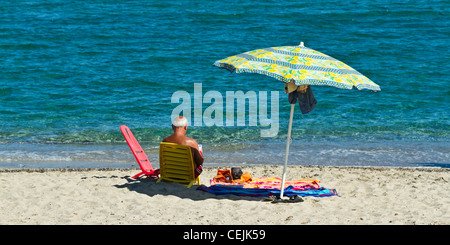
[120, 125, 160, 179]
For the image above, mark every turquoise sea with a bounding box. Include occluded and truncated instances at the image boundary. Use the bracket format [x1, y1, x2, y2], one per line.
[0, 0, 449, 168]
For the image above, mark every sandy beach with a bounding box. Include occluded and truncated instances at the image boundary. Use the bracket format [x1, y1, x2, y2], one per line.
[0, 165, 448, 225]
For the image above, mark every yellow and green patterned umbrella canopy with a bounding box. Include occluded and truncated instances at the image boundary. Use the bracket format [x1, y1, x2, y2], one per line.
[213, 43, 380, 91]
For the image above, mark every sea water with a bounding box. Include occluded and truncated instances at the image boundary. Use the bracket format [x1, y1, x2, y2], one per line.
[0, 0, 448, 168]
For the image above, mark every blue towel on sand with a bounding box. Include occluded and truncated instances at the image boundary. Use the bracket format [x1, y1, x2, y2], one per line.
[197, 185, 338, 198]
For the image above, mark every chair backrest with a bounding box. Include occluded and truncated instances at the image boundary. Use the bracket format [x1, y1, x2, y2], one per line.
[120, 125, 153, 173]
[159, 142, 196, 186]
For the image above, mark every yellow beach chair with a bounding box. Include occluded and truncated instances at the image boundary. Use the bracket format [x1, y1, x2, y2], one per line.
[157, 142, 200, 188]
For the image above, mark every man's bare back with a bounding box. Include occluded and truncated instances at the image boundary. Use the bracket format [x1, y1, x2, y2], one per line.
[163, 134, 199, 151]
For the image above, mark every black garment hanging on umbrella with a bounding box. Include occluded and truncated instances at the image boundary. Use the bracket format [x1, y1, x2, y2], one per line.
[288, 85, 317, 114]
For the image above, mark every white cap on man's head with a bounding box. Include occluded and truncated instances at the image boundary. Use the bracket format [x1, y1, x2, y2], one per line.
[172, 116, 188, 127]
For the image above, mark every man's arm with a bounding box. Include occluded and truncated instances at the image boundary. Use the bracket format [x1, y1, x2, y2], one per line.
[191, 147, 204, 166]
[186, 139, 204, 166]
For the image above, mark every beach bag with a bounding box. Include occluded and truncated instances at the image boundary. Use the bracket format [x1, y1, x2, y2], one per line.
[213, 169, 233, 183]
[231, 167, 243, 179]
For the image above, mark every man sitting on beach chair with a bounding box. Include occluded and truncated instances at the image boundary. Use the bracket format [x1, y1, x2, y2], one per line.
[162, 116, 204, 177]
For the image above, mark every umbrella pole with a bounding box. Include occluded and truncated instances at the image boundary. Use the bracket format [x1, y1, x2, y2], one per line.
[280, 103, 295, 198]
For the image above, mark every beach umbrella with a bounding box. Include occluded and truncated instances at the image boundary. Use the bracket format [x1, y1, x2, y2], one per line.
[213, 42, 380, 198]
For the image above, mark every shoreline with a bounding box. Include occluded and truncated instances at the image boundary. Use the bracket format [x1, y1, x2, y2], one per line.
[1, 139, 449, 169]
[1, 165, 449, 225]
[1, 164, 448, 173]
